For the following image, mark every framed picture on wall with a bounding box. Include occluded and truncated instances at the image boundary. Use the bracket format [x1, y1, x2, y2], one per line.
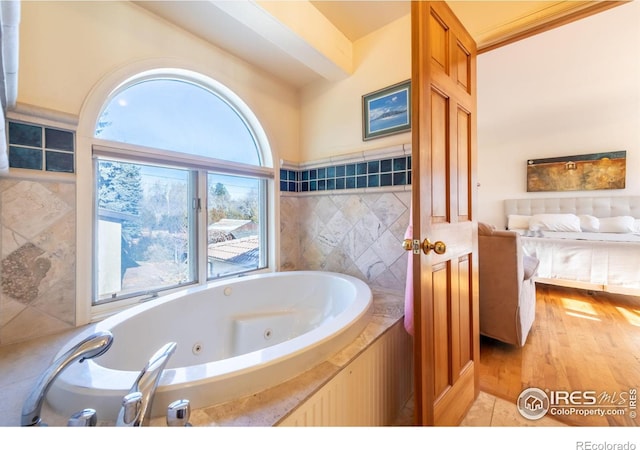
[526, 151, 626, 192]
[362, 80, 411, 141]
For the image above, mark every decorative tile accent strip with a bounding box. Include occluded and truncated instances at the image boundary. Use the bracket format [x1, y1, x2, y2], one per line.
[8, 120, 75, 173]
[280, 145, 412, 193]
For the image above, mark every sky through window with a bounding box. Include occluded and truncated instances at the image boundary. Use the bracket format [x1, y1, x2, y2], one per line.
[96, 79, 260, 165]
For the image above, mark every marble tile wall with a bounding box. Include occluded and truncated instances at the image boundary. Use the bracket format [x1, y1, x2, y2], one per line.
[0, 162, 411, 346]
[0, 179, 76, 346]
[280, 190, 411, 293]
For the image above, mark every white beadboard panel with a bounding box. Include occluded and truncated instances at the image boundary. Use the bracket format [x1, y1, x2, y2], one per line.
[278, 320, 413, 426]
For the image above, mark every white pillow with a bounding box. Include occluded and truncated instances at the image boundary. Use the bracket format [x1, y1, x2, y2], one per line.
[634, 219, 640, 234]
[528, 213, 581, 232]
[507, 214, 532, 230]
[578, 214, 600, 232]
[598, 216, 635, 233]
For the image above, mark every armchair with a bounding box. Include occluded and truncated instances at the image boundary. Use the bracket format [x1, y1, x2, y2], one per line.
[478, 223, 539, 347]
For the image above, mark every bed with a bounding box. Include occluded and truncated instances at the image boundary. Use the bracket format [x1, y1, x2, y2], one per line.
[504, 196, 640, 296]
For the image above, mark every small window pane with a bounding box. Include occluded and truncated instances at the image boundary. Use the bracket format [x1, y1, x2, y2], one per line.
[207, 173, 265, 279]
[9, 146, 42, 169]
[96, 79, 260, 165]
[96, 159, 195, 302]
[45, 128, 75, 152]
[45, 151, 74, 173]
[9, 122, 42, 147]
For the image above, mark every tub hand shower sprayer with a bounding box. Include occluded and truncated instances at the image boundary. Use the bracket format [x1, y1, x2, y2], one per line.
[21, 331, 114, 426]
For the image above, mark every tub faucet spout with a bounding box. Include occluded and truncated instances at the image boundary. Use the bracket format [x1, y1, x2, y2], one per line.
[116, 342, 177, 427]
[21, 331, 114, 426]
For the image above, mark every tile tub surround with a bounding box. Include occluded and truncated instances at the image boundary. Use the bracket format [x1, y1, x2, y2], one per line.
[279, 144, 412, 295]
[280, 191, 411, 294]
[0, 178, 77, 346]
[0, 287, 406, 427]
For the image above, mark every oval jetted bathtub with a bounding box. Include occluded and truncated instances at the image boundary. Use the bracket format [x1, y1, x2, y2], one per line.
[46, 271, 373, 423]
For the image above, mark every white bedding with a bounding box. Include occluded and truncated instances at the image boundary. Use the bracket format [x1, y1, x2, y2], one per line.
[519, 235, 640, 293]
[504, 196, 640, 296]
[514, 230, 640, 242]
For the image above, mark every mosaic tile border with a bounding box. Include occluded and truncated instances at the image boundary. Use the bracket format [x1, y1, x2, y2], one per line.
[280, 145, 412, 193]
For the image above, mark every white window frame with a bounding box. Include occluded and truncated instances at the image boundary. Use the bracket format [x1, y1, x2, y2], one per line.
[76, 66, 278, 324]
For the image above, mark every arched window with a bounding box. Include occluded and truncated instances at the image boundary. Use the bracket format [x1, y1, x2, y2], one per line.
[96, 78, 261, 165]
[92, 74, 273, 306]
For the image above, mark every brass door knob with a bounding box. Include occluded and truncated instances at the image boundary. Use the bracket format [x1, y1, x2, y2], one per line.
[402, 239, 414, 251]
[402, 238, 447, 255]
[422, 238, 446, 255]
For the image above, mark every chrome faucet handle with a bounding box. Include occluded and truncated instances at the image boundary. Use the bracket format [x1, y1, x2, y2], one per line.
[116, 342, 177, 427]
[120, 392, 143, 425]
[21, 330, 114, 427]
[166, 399, 191, 427]
[67, 408, 97, 426]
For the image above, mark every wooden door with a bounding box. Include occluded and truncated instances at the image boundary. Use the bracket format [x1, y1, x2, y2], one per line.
[409, 1, 479, 426]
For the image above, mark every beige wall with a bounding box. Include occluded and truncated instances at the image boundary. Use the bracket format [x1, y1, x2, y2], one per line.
[299, 14, 411, 162]
[2, 2, 413, 345]
[18, 1, 301, 161]
[477, 2, 640, 227]
[16, 1, 415, 167]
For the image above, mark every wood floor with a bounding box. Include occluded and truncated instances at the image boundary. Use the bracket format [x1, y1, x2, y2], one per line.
[479, 283, 640, 426]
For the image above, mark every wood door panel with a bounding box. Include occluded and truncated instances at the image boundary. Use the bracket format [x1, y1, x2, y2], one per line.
[430, 12, 448, 71]
[457, 255, 472, 369]
[431, 87, 449, 222]
[433, 364, 476, 426]
[412, 1, 478, 426]
[433, 254, 473, 399]
[432, 262, 451, 398]
[457, 107, 471, 220]
[456, 42, 471, 92]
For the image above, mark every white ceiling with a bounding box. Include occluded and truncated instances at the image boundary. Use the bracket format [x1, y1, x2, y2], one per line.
[135, 1, 620, 88]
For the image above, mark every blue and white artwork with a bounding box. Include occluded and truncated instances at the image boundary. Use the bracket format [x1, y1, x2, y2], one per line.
[363, 80, 411, 140]
[368, 89, 409, 132]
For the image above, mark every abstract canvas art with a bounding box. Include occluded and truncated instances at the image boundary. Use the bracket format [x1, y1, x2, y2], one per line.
[526, 151, 626, 192]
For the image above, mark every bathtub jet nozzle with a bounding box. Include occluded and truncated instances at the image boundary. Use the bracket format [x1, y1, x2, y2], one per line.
[21, 331, 114, 426]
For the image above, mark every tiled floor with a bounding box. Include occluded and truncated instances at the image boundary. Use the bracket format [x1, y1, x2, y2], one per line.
[393, 391, 566, 426]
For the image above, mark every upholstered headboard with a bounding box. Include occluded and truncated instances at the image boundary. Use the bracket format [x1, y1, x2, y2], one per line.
[504, 196, 640, 220]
